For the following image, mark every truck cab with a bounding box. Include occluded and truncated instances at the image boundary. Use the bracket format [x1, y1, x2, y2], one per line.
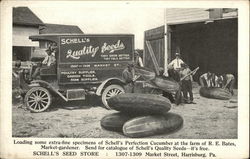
[25, 34, 134, 112]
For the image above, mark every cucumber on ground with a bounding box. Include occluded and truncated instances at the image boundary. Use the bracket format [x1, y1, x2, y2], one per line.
[199, 87, 231, 100]
[123, 113, 183, 138]
[101, 113, 137, 132]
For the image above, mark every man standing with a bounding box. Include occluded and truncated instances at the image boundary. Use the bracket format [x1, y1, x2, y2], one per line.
[168, 52, 184, 81]
[179, 63, 195, 104]
[122, 62, 137, 93]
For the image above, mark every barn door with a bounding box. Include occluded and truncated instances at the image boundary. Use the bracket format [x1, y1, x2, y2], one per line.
[145, 41, 160, 75]
[144, 26, 165, 72]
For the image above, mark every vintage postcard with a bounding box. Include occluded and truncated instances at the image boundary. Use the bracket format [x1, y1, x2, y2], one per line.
[0, 0, 249, 158]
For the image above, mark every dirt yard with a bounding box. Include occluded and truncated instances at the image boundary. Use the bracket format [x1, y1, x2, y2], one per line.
[12, 83, 237, 139]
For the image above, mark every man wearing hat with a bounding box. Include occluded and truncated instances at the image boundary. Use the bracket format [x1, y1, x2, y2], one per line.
[167, 52, 185, 81]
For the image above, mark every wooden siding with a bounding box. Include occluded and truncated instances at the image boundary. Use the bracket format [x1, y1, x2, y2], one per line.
[165, 8, 209, 24]
[13, 25, 39, 47]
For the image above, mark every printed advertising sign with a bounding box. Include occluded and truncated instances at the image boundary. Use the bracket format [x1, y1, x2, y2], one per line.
[58, 35, 134, 84]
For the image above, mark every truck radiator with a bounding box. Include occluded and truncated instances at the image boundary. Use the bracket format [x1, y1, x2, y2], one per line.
[66, 89, 86, 100]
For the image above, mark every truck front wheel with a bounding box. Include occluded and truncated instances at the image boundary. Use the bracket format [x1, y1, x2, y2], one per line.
[101, 84, 125, 109]
[24, 87, 52, 113]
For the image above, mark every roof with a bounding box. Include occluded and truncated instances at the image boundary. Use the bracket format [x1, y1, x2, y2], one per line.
[13, 7, 44, 27]
[39, 23, 83, 34]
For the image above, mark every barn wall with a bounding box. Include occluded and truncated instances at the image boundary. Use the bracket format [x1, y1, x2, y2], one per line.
[144, 9, 238, 86]
[144, 9, 209, 70]
[165, 8, 209, 24]
[170, 18, 238, 82]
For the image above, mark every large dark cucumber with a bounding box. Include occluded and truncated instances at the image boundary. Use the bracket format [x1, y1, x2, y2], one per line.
[123, 113, 183, 138]
[199, 87, 231, 100]
[100, 113, 136, 132]
[107, 93, 171, 115]
[134, 67, 156, 81]
[151, 76, 180, 93]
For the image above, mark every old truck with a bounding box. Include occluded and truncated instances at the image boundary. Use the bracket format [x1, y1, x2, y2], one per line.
[24, 34, 134, 112]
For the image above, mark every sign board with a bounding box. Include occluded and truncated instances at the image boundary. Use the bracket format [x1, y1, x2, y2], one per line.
[58, 35, 134, 84]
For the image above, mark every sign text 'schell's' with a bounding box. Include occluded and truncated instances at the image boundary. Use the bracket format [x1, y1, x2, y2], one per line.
[61, 38, 90, 45]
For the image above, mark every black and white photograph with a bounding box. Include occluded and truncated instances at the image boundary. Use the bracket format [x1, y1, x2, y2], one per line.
[1, 1, 249, 159]
[11, 6, 239, 138]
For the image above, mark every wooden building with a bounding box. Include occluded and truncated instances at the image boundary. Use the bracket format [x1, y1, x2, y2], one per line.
[144, 8, 238, 83]
[13, 7, 83, 62]
[13, 7, 43, 61]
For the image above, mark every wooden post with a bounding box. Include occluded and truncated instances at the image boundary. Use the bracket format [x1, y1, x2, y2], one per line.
[164, 8, 168, 76]
[146, 41, 160, 75]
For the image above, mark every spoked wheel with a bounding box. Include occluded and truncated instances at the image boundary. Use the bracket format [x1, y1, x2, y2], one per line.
[25, 87, 52, 113]
[101, 84, 125, 109]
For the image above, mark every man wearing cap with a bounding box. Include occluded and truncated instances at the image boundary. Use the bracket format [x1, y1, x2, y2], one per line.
[122, 62, 137, 93]
[167, 52, 185, 81]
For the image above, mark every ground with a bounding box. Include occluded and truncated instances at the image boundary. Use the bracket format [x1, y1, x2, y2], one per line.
[12, 83, 237, 139]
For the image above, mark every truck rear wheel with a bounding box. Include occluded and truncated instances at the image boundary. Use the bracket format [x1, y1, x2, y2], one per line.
[25, 87, 52, 113]
[102, 84, 125, 109]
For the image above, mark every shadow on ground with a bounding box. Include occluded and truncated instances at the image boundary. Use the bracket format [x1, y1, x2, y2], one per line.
[44, 95, 103, 112]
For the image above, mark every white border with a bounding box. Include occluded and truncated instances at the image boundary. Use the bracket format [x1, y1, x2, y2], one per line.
[1, 1, 249, 158]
